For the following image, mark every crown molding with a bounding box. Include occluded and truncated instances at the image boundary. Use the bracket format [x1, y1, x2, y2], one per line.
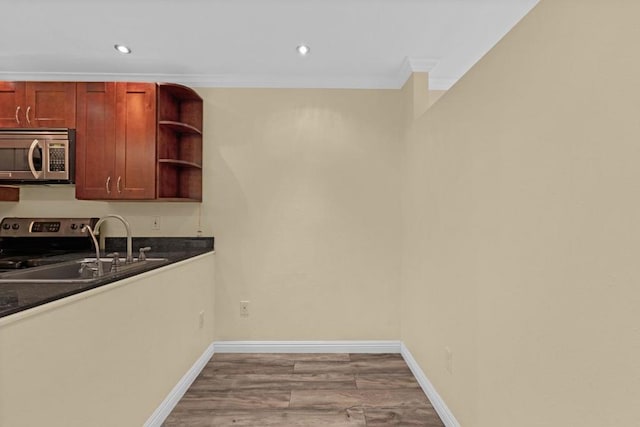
[396, 57, 439, 88]
[0, 64, 456, 90]
[0, 71, 401, 89]
[428, 77, 457, 91]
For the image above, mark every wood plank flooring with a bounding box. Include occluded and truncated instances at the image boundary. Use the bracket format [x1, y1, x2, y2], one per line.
[163, 353, 444, 427]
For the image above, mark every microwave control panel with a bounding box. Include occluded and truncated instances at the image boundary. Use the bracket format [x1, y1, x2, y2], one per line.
[48, 144, 67, 172]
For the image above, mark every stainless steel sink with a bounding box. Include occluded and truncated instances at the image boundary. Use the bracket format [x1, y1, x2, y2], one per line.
[0, 257, 169, 283]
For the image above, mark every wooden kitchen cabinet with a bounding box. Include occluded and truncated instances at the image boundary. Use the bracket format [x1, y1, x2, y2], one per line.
[0, 82, 25, 127]
[76, 82, 202, 201]
[75, 82, 116, 199]
[156, 83, 203, 201]
[0, 81, 76, 128]
[76, 82, 156, 200]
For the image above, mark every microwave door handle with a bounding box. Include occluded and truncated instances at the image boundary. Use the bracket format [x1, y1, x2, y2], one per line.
[28, 139, 43, 179]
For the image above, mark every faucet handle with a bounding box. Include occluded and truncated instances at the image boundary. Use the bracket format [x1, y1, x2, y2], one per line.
[138, 246, 151, 261]
[106, 252, 120, 272]
[79, 261, 99, 278]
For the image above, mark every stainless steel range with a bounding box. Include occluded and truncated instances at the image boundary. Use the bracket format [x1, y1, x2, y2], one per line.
[0, 217, 98, 271]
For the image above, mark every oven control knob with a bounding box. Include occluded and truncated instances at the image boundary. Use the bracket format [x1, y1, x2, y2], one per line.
[2, 223, 9, 230]
[11, 223, 19, 230]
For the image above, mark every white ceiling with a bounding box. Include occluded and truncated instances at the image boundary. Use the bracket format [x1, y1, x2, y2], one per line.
[0, 0, 538, 90]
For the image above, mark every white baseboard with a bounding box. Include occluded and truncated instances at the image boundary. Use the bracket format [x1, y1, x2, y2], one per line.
[213, 340, 402, 354]
[143, 342, 215, 427]
[401, 343, 461, 427]
[146, 340, 459, 427]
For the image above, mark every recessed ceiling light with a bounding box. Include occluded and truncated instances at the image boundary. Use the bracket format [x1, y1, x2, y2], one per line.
[114, 44, 132, 54]
[297, 45, 310, 56]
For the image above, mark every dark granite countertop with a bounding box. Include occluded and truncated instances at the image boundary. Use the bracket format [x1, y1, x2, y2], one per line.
[0, 237, 214, 319]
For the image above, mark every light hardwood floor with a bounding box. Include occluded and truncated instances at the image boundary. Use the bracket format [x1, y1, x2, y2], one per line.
[163, 353, 445, 426]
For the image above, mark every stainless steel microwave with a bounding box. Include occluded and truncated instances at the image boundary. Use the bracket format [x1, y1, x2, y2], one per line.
[0, 129, 74, 183]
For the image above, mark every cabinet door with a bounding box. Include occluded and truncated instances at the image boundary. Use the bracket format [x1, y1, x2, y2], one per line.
[0, 82, 26, 128]
[25, 82, 76, 128]
[75, 82, 117, 200]
[114, 82, 157, 199]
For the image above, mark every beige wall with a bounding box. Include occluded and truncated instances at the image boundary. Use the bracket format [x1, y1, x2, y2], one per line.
[0, 86, 414, 427]
[0, 253, 215, 426]
[202, 88, 404, 340]
[9, 2, 640, 422]
[1, 186, 205, 238]
[401, 1, 640, 426]
[2, 86, 407, 342]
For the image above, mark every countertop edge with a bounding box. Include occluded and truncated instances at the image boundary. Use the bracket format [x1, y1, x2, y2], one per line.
[0, 251, 215, 327]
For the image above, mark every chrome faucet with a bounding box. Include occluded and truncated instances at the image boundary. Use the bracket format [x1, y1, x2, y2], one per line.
[92, 215, 134, 264]
[81, 224, 103, 276]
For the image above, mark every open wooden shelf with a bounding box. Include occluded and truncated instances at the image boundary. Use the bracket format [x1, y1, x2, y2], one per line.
[156, 197, 202, 202]
[158, 159, 202, 169]
[157, 162, 202, 201]
[158, 120, 202, 135]
[156, 83, 203, 201]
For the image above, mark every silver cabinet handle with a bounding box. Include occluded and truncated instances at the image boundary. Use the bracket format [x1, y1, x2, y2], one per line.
[27, 139, 42, 179]
[117, 176, 122, 193]
[15, 106, 20, 124]
[26, 106, 31, 125]
[106, 176, 111, 194]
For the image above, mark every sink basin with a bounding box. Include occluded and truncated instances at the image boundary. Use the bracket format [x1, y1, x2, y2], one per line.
[0, 257, 169, 283]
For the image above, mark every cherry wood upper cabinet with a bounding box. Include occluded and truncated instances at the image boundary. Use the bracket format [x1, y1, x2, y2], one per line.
[114, 82, 157, 200]
[75, 82, 117, 200]
[0, 82, 26, 127]
[0, 82, 76, 128]
[75, 82, 156, 200]
[25, 82, 76, 128]
[76, 82, 202, 202]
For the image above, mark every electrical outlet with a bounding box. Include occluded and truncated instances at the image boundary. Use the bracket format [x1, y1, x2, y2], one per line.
[199, 310, 205, 329]
[240, 300, 250, 317]
[152, 216, 161, 230]
[445, 347, 453, 374]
